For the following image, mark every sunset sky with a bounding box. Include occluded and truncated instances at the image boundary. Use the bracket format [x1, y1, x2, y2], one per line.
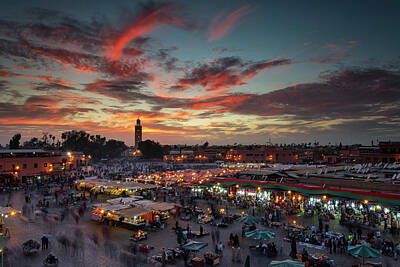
[0, 0, 399, 146]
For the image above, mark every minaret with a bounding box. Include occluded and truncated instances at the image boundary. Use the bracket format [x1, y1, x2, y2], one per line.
[135, 118, 142, 148]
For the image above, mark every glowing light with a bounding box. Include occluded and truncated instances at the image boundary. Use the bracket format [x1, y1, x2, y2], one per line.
[235, 184, 240, 189]
[364, 200, 368, 204]
[288, 190, 292, 194]
[322, 195, 327, 200]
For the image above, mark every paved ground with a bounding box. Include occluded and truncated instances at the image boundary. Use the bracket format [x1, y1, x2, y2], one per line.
[1, 191, 399, 267]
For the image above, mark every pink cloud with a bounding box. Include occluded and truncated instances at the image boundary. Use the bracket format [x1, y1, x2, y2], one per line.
[105, 4, 189, 61]
[208, 4, 254, 42]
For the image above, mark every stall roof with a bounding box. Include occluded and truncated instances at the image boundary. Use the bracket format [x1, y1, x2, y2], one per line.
[115, 207, 151, 218]
[133, 200, 154, 206]
[92, 203, 129, 212]
[144, 202, 176, 211]
[78, 179, 158, 190]
[106, 196, 143, 205]
[0, 206, 16, 215]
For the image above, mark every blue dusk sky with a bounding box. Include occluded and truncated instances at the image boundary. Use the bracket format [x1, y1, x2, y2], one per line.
[0, 0, 399, 145]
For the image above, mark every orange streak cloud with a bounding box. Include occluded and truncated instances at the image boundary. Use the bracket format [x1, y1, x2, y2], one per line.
[106, 4, 188, 61]
[208, 4, 254, 42]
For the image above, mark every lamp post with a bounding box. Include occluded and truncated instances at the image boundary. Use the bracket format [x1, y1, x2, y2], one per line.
[0, 232, 3, 267]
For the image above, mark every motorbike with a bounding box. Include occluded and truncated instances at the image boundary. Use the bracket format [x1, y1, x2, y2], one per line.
[43, 253, 58, 266]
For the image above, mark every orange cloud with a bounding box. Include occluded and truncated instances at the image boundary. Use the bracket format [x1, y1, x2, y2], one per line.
[208, 5, 254, 42]
[106, 4, 189, 61]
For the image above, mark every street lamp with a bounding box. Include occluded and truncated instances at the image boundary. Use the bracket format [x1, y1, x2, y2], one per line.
[0, 232, 3, 267]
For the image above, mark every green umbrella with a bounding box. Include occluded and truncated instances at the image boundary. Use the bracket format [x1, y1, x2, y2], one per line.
[268, 259, 305, 267]
[237, 215, 261, 225]
[68, 190, 81, 195]
[245, 229, 275, 241]
[348, 245, 381, 262]
[182, 241, 208, 251]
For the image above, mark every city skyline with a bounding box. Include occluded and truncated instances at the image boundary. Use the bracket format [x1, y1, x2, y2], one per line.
[1, 0, 400, 146]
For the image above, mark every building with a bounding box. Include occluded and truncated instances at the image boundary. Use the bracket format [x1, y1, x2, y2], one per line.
[0, 149, 86, 184]
[134, 118, 142, 148]
[224, 146, 305, 164]
[360, 141, 400, 163]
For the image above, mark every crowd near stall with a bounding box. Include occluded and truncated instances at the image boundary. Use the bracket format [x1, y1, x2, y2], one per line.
[1, 161, 400, 267]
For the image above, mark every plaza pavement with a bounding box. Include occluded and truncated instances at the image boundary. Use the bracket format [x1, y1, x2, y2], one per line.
[1, 191, 399, 267]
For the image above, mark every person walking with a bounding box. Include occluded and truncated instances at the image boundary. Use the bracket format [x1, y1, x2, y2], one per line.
[333, 238, 337, 254]
[41, 235, 48, 250]
[217, 241, 224, 257]
[328, 238, 333, 254]
[290, 237, 297, 258]
[244, 255, 250, 267]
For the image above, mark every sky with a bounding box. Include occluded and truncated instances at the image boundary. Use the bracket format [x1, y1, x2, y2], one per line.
[0, 0, 400, 146]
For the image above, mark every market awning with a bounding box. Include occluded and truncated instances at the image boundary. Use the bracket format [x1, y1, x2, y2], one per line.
[348, 245, 381, 259]
[144, 202, 176, 211]
[115, 207, 151, 218]
[237, 215, 261, 225]
[214, 178, 400, 205]
[106, 196, 143, 205]
[182, 241, 208, 251]
[245, 229, 275, 240]
[268, 260, 305, 267]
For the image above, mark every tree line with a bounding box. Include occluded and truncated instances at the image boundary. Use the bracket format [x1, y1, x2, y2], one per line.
[5, 131, 128, 160]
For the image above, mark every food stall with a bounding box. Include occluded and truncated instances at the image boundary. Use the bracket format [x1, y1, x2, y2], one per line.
[144, 202, 177, 222]
[90, 204, 129, 222]
[204, 251, 220, 265]
[106, 196, 143, 205]
[115, 206, 152, 227]
[0, 206, 20, 235]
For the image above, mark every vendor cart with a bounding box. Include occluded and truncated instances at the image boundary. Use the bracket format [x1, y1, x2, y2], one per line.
[204, 251, 220, 265]
[22, 240, 40, 256]
[130, 230, 148, 241]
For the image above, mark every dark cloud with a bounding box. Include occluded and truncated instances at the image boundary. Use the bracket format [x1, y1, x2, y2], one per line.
[231, 67, 400, 120]
[175, 57, 291, 92]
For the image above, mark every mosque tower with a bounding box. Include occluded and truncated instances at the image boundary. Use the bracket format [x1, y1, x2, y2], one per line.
[134, 118, 142, 148]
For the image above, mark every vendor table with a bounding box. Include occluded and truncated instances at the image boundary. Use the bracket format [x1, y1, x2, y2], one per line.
[191, 257, 205, 267]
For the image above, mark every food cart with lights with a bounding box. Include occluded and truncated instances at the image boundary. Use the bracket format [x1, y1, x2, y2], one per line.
[90, 204, 129, 222]
[143, 202, 177, 223]
[0, 206, 20, 236]
[115, 206, 152, 228]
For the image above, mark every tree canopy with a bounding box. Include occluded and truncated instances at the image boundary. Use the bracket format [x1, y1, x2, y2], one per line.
[9, 133, 21, 149]
[138, 139, 164, 159]
[61, 130, 127, 159]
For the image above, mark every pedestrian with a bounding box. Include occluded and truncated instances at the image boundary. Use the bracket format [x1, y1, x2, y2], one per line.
[234, 234, 240, 247]
[211, 228, 216, 244]
[236, 246, 242, 263]
[200, 225, 204, 236]
[318, 218, 323, 232]
[290, 237, 297, 258]
[232, 246, 237, 262]
[41, 235, 46, 250]
[357, 227, 362, 240]
[333, 238, 337, 254]
[217, 241, 224, 256]
[244, 255, 250, 267]
[4, 227, 10, 238]
[328, 238, 333, 254]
